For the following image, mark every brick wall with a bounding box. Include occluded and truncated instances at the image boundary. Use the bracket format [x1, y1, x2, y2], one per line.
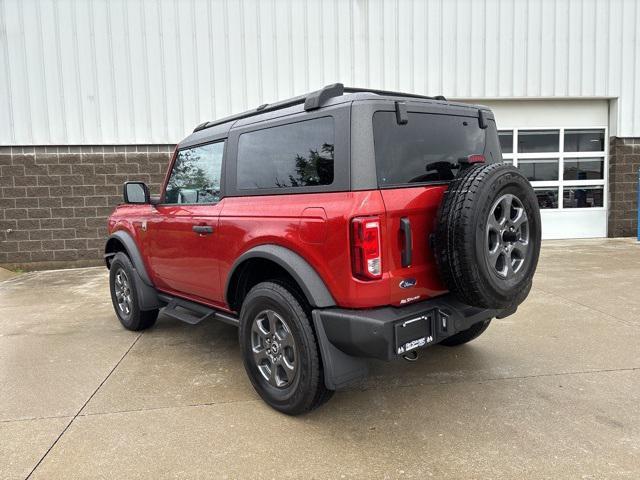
[2, 139, 638, 269]
[0, 145, 173, 269]
[608, 137, 640, 238]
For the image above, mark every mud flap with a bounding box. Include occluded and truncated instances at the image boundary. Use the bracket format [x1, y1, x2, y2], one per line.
[130, 267, 161, 311]
[312, 311, 369, 390]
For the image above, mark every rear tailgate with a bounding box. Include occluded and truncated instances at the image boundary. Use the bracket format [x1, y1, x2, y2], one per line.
[380, 186, 448, 306]
[373, 107, 500, 306]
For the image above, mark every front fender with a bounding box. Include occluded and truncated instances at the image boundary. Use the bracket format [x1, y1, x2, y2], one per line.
[105, 230, 153, 287]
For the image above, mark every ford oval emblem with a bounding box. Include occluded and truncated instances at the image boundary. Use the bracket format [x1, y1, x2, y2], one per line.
[399, 278, 417, 289]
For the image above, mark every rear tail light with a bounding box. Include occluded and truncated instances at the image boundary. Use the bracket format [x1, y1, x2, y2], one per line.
[466, 154, 486, 164]
[351, 216, 382, 280]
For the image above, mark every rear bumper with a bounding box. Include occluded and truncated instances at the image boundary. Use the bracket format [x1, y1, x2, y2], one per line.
[313, 294, 513, 362]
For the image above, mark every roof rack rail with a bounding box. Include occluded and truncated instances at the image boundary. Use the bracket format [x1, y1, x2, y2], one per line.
[193, 93, 306, 132]
[343, 86, 444, 102]
[193, 83, 446, 133]
[193, 83, 345, 133]
[304, 83, 344, 110]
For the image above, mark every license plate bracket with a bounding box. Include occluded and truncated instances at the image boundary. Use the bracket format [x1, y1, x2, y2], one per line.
[394, 314, 434, 355]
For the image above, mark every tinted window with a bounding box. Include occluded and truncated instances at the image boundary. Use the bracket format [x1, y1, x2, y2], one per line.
[517, 159, 559, 181]
[373, 112, 488, 186]
[563, 186, 604, 208]
[518, 130, 559, 153]
[164, 142, 224, 204]
[563, 158, 604, 180]
[533, 187, 559, 209]
[499, 130, 513, 153]
[564, 129, 605, 152]
[237, 117, 334, 190]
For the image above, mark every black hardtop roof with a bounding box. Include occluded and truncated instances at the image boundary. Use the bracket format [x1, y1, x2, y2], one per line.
[179, 83, 491, 148]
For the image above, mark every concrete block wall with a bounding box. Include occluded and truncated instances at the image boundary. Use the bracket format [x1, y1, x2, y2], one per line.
[2, 139, 638, 269]
[608, 138, 640, 238]
[0, 145, 173, 269]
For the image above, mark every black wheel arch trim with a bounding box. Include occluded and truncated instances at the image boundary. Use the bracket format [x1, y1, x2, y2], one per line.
[225, 245, 337, 309]
[105, 231, 153, 287]
[105, 231, 160, 311]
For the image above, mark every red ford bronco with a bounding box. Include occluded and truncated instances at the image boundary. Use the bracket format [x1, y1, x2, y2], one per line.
[105, 84, 541, 414]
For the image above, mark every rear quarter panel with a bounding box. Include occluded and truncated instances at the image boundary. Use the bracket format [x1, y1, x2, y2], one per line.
[218, 191, 393, 309]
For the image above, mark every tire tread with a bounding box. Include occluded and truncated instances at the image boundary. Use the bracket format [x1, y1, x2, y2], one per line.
[240, 281, 333, 415]
[434, 163, 540, 309]
[109, 252, 158, 331]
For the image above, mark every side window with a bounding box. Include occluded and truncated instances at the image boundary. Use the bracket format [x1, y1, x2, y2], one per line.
[237, 117, 334, 190]
[164, 141, 224, 204]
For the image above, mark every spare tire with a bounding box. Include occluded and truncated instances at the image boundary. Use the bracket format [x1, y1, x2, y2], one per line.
[434, 163, 541, 309]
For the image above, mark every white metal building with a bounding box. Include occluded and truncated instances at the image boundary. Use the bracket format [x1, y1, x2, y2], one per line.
[1, 0, 639, 239]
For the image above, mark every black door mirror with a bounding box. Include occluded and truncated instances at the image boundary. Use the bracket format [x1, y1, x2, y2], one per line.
[123, 182, 150, 204]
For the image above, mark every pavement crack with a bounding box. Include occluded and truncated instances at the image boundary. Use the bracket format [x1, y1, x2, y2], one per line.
[0, 414, 73, 425]
[535, 287, 637, 328]
[77, 398, 261, 419]
[25, 332, 143, 480]
[61, 367, 640, 420]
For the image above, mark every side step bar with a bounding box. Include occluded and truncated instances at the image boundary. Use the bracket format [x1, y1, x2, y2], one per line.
[158, 294, 239, 327]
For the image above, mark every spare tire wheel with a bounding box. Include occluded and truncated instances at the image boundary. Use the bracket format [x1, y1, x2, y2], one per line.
[434, 163, 541, 310]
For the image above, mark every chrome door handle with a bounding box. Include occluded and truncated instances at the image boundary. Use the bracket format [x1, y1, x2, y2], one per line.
[192, 225, 214, 235]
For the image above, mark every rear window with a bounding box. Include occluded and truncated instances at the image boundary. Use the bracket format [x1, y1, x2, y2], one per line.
[237, 117, 334, 190]
[373, 111, 496, 186]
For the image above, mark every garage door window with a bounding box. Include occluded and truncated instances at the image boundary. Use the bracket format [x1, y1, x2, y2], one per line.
[517, 130, 559, 153]
[534, 187, 559, 209]
[563, 158, 604, 180]
[518, 158, 559, 182]
[564, 129, 605, 152]
[499, 128, 606, 210]
[563, 186, 604, 208]
[498, 131, 513, 154]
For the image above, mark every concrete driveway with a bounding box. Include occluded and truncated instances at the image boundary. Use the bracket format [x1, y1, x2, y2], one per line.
[1, 239, 639, 479]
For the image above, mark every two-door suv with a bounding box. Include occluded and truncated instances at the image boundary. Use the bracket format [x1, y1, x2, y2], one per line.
[105, 84, 541, 414]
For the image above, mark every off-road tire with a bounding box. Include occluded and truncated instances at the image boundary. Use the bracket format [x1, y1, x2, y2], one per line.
[439, 319, 492, 346]
[109, 252, 159, 331]
[239, 281, 333, 415]
[434, 163, 541, 309]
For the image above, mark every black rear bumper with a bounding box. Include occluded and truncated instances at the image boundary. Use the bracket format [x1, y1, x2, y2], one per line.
[312, 294, 514, 389]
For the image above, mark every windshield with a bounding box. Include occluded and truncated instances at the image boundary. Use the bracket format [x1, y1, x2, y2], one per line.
[373, 111, 500, 186]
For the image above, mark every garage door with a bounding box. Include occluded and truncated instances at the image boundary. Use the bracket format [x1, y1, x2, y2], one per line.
[467, 100, 609, 240]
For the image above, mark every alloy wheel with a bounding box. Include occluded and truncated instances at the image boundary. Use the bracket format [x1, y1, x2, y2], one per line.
[114, 268, 133, 317]
[250, 309, 298, 388]
[486, 193, 530, 279]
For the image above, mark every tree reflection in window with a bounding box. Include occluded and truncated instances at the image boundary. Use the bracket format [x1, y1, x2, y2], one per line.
[276, 143, 334, 188]
[237, 117, 335, 190]
[165, 142, 224, 204]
